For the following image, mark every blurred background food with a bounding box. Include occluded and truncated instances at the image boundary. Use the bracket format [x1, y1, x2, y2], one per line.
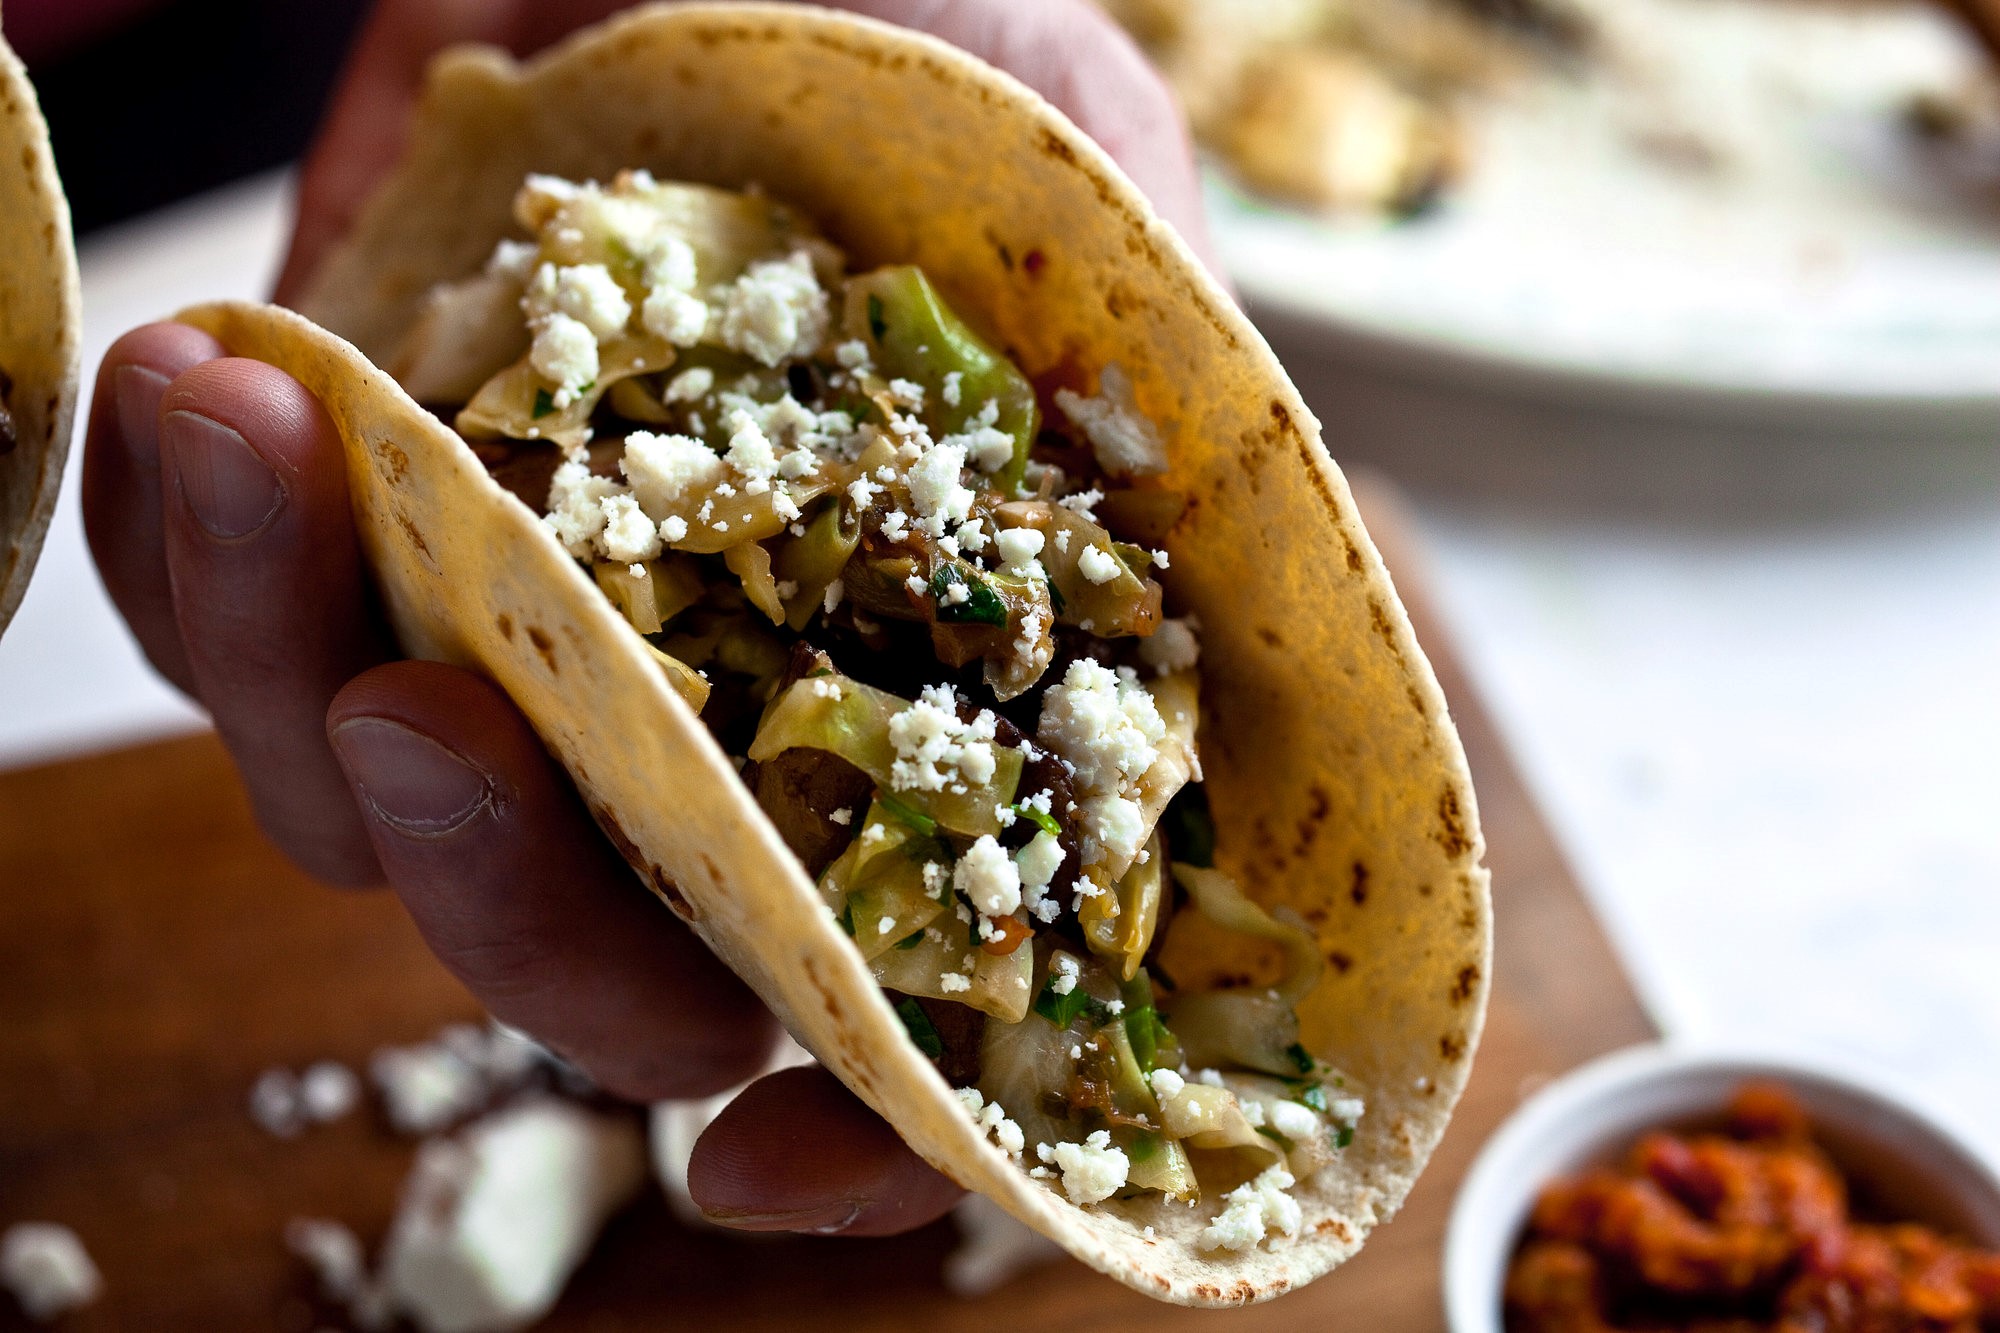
[1100, 0, 1999, 222]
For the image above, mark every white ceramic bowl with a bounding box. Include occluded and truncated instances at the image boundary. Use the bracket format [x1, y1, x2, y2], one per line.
[1442, 1043, 2000, 1333]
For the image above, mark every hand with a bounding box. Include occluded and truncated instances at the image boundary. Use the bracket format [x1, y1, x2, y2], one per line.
[275, 0, 1217, 302]
[90, 0, 1209, 1238]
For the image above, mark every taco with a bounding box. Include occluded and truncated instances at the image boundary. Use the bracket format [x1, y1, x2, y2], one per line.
[181, 2, 1490, 1306]
[0, 25, 81, 638]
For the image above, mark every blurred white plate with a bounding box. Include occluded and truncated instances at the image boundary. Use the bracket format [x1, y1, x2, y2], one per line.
[1213, 0, 2000, 422]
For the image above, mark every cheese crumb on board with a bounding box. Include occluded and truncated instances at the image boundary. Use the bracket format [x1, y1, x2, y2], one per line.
[381, 1098, 646, 1333]
[1, 1224, 101, 1322]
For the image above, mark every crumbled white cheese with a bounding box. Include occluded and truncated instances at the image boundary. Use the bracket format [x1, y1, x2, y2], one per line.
[599, 494, 662, 563]
[723, 412, 779, 484]
[828, 807, 852, 826]
[1080, 792, 1148, 867]
[1269, 1100, 1321, 1141]
[938, 972, 973, 994]
[485, 239, 539, 283]
[1197, 1068, 1226, 1088]
[662, 366, 714, 403]
[524, 262, 631, 341]
[1036, 660, 1165, 820]
[299, 1060, 363, 1124]
[381, 1098, 645, 1333]
[1330, 1096, 1367, 1126]
[1, 1224, 101, 1322]
[993, 527, 1046, 578]
[1012, 602, 1054, 685]
[621, 432, 723, 516]
[1049, 953, 1081, 996]
[1054, 365, 1168, 477]
[1198, 1165, 1302, 1253]
[715, 250, 828, 367]
[515, 173, 582, 228]
[528, 313, 599, 407]
[621, 222, 697, 294]
[1138, 618, 1200, 677]
[1015, 831, 1065, 903]
[1048, 1131, 1129, 1206]
[1058, 488, 1104, 520]
[1147, 1068, 1187, 1100]
[369, 1040, 487, 1136]
[887, 686, 1000, 794]
[641, 284, 709, 346]
[954, 1089, 1026, 1159]
[285, 1217, 384, 1323]
[905, 441, 974, 536]
[955, 520, 989, 554]
[661, 515, 689, 544]
[888, 378, 926, 410]
[833, 339, 872, 371]
[955, 836, 1021, 917]
[250, 1066, 307, 1138]
[1077, 544, 1123, 586]
[954, 423, 1017, 474]
[941, 371, 964, 407]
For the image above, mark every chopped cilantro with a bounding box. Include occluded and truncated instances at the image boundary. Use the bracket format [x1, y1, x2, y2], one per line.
[1045, 578, 1067, 617]
[1285, 1042, 1317, 1076]
[867, 293, 888, 343]
[1033, 977, 1110, 1030]
[1254, 1125, 1287, 1144]
[1162, 785, 1216, 869]
[1127, 1132, 1162, 1164]
[1300, 1084, 1329, 1113]
[896, 998, 944, 1059]
[837, 901, 855, 937]
[1013, 802, 1062, 839]
[1334, 1125, 1355, 1150]
[805, 667, 834, 678]
[930, 564, 1008, 626]
[894, 930, 926, 951]
[877, 793, 937, 838]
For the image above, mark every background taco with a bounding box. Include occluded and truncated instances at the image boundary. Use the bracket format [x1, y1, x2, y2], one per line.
[181, 2, 1491, 1305]
[0, 23, 82, 639]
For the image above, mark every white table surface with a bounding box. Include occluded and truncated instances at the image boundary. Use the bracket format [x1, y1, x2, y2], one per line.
[5, 173, 1997, 1161]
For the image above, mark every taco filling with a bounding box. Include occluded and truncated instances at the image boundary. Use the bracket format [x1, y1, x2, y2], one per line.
[389, 170, 1363, 1243]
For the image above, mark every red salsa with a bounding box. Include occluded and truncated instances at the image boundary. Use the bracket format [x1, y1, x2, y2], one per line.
[1505, 1082, 2000, 1332]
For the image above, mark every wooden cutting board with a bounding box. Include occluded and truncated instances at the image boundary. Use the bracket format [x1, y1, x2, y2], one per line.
[0, 479, 1656, 1331]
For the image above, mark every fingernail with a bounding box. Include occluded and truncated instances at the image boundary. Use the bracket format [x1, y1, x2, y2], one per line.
[113, 365, 172, 469]
[699, 1201, 866, 1235]
[329, 718, 493, 834]
[164, 409, 285, 539]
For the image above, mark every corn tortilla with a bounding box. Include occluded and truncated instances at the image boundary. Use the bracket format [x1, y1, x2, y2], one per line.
[0, 25, 81, 638]
[182, 3, 1491, 1305]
